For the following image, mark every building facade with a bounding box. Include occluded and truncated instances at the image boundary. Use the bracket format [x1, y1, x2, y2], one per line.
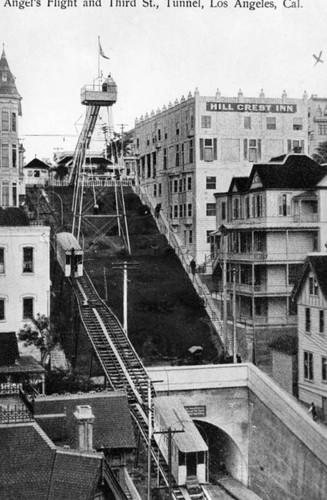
[0, 222, 51, 334]
[211, 154, 327, 366]
[133, 89, 308, 264]
[0, 48, 25, 207]
[308, 95, 327, 158]
[293, 254, 327, 422]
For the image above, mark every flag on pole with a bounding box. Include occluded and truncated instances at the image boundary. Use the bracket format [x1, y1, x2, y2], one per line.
[99, 40, 109, 60]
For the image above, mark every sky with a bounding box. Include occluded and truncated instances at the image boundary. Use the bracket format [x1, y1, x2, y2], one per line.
[0, 0, 326, 162]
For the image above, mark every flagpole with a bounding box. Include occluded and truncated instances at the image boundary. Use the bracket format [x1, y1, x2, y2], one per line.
[98, 36, 100, 81]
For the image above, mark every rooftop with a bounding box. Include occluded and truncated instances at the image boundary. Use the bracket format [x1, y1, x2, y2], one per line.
[33, 390, 135, 450]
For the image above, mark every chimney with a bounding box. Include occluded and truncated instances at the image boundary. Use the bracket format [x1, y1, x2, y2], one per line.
[74, 405, 95, 452]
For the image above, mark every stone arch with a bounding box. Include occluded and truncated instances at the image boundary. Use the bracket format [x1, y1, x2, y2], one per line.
[194, 419, 248, 485]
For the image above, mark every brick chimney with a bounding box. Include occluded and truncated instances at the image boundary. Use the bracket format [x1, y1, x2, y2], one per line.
[74, 405, 95, 452]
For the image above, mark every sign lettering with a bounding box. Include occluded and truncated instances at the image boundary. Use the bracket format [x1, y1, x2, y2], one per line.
[206, 102, 297, 113]
[184, 405, 206, 418]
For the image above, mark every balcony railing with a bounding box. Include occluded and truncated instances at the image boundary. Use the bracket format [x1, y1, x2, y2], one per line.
[226, 282, 295, 295]
[213, 249, 310, 263]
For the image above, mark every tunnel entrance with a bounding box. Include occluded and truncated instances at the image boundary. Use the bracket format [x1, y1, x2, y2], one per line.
[194, 419, 246, 485]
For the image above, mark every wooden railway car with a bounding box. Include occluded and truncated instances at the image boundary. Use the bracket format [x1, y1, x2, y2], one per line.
[153, 396, 208, 487]
[56, 232, 83, 277]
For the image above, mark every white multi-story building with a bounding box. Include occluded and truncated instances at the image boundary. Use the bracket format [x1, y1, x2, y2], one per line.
[293, 254, 327, 422]
[308, 95, 327, 158]
[133, 89, 308, 264]
[0, 219, 51, 334]
[0, 47, 25, 207]
[211, 154, 327, 366]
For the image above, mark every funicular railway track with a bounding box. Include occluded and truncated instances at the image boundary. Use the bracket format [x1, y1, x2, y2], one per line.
[26, 186, 216, 500]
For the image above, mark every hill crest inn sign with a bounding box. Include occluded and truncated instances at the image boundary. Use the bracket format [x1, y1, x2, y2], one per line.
[206, 102, 297, 113]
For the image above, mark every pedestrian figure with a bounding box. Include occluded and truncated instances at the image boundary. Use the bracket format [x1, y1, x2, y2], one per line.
[190, 259, 196, 278]
[155, 203, 161, 219]
[308, 402, 318, 421]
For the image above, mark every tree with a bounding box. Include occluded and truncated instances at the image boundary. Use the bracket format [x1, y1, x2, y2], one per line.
[312, 141, 327, 164]
[18, 314, 60, 366]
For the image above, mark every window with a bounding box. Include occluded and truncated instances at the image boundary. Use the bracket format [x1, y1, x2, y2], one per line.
[174, 180, 178, 193]
[287, 139, 304, 154]
[320, 310, 325, 334]
[266, 117, 276, 130]
[244, 139, 261, 162]
[0, 248, 4, 274]
[253, 195, 263, 218]
[158, 183, 162, 196]
[278, 194, 291, 216]
[309, 277, 319, 296]
[322, 357, 327, 382]
[188, 203, 193, 217]
[244, 116, 251, 129]
[206, 176, 216, 189]
[146, 154, 151, 178]
[179, 205, 183, 218]
[233, 198, 240, 219]
[187, 177, 192, 191]
[23, 297, 34, 319]
[318, 122, 327, 135]
[183, 204, 186, 217]
[305, 308, 311, 333]
[175, 145, 180, 166]
[1, 143, 9, 168]
[146, 134, 150, 146]
[2, 110, 9, 132]
[206, 203, 216, 216]
[189, 230, 193, 244]
[1, 73, 7, 82]
[293, 118, 303, 131]
[245, 197, 250, 218]
[221, 201, 226, 220]
[200, 138, 217, 162]
[12, 113, 16, 132]
[176, 122, 179, 136]
[189, 140, 194, 163]
[206, 230, 212, 243]
[23, 247, 34, 273]
[304, 351, 313, 381]
[1, 183, 9, 207]
[164, 127, 168, 140]
[158, 129, 161, 141]
[0, 299, 4, 320]
[163, 148, 167, 170]
[179, 179, 183, 193]
[201, 116, 211, 128]
[153, 184, 157, 197]
[12, 144, 17, 168]
[174, 205, 178, 218]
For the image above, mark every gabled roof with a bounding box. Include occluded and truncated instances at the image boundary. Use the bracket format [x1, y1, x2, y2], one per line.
[292, 254, 327, 302]
[24, 158, 50, 170]
[34, 391, 135, 450]
[248, 155, 327, 190]
[228, 176, 248, 193]
[0, 419, 124, 500]
[0, 48, 21, 99]
[48, 450, 102, 500]
[0, 332, 19, 366]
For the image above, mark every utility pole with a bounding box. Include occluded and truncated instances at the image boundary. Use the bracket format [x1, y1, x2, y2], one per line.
[112, 261, 139, 336]
[232, 266, 237, 363]
[222, 232, 228, 355]
[153, 427, 184, 500]
[146, 378, 163, 500]
[117, 123, 128, 159]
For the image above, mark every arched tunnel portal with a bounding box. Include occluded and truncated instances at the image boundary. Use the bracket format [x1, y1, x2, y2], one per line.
[194, 419, 247, 485]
